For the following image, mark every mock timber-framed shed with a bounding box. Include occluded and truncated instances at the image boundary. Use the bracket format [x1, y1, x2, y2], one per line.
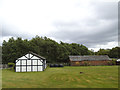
[15, 51, 46, 72]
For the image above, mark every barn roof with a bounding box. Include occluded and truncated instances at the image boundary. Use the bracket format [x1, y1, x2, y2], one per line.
[69, 55, 112, 61]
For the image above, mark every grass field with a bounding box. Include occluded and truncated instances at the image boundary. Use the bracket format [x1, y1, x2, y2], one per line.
[2, 66, 118, 88]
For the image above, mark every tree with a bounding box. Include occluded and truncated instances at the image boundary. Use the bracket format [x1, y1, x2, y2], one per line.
[109, 47, 120, 58]
[2, 36, 92, 63]
[97, 49, 110, 55]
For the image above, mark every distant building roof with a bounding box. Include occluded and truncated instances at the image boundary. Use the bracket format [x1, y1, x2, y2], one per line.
[69, 55, 112, 61]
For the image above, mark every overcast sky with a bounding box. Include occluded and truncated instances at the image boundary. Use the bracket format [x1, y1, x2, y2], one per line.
[0, 0, 118, 51]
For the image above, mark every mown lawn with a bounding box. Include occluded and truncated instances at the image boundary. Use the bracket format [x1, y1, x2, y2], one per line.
[2, 66, 118, 88]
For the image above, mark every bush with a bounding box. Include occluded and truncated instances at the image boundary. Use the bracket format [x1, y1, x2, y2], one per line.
[83, 61, 90, 66]
[112, 60, 116, 65]
[8, 63, 15, 70]
[107, 61, 112, 65]
[111, 58, 117, 65]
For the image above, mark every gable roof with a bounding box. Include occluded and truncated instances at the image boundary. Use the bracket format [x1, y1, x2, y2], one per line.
[69, 55, 112, 61]
[17, 51, 46, 60]
[28, 51, 46, 60]
[16, 51, 46, 64]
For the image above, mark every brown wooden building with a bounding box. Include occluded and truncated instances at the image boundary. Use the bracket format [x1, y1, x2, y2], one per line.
[69, 55, 112, 66]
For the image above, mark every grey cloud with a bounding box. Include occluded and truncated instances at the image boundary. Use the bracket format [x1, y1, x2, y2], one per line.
[47, 1, 118, 48]
[2, 23, 32, 40]
[50, 19, 117, 48]
[91, 1, 118, 20]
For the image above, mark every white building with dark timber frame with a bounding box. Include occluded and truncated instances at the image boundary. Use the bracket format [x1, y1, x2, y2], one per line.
[15, 51, 46, 72]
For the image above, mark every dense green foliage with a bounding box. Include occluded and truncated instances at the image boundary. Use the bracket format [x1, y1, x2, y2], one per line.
[2, 36, 120, 64]
[95, 47, 120, 58]
[96, 49, 110, 55]
[109, 47, 120, 58]
[2, 66, 118, 88]
[2, 36, 91, 64]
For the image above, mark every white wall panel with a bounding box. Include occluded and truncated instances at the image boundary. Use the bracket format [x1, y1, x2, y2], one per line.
[25, 54, 29, 58]
[44, 60, 46, 69]
[16, 60, 20, 65]
[30, 54, 33, 58]
[16, 66, 20, 72]
[16, 60, 18, 63]
[38, 66, 42, 71]
[33, 60, 37, 65]
[41, 60, 43, 62]
[22, 66, 26, 72]
[22, 60, 26, 65]
[32, 56, 39, 59]
[27, 60, 31, 65]
[27, 66, 31, 72]
[33, 66, 37, 71]
[38, 60, 42, 65]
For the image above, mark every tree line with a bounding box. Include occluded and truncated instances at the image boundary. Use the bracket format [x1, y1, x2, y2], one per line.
[95, 47, 120, 59]
[1, 35, 120, 64]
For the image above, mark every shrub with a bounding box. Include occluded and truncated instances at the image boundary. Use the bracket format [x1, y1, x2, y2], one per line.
[107, 61, 112, 65]
[8, 63, 15, 70]
[112, 60, 116, 65]
[111, 58, 117, 65]
[83, 61, 90, 66]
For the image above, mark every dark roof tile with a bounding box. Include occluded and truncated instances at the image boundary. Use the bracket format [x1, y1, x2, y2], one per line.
[69, 55, 111, 61]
